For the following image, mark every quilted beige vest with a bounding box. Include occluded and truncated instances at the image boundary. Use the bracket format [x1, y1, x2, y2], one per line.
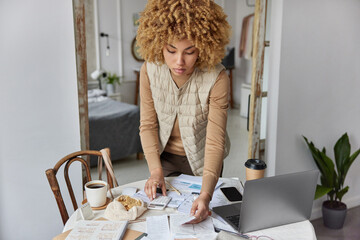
[146, 62, 230, 175]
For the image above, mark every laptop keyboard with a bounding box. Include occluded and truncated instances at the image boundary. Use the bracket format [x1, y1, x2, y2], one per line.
[226, 214, 240, 228]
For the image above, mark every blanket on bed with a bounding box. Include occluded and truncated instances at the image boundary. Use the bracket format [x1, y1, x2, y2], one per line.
[88, 98, 142, 166]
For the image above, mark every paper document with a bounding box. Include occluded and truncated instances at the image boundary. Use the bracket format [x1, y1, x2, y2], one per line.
[134, 190, 189, 209]
[177, 215, 196, 225]
[167, 192, 187, 208]
[169, 214, 215, 239]
[168, 174, 223, 194]
[133, 190, 151, 203]
[146, 215, 170, 240]
[209, 188, 232, 209]
[177, 195, 196, 214]
[228, 177, 244, 194]
[122, 187, 138, 196]
[65, 220, 128, 240]
[210, 178, 243, 209]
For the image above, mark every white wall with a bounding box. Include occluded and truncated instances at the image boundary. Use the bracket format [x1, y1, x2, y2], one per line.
[119, 0, 148, 103]
[95, 0, 146, 104]
[120, 0, 148, 80]
[0, 0, 81, 239]
[266, 0, 360, 219]
[98, 0, 121, 77]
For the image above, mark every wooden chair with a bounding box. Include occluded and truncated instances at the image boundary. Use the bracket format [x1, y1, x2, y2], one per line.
[45, 148, 117, 225]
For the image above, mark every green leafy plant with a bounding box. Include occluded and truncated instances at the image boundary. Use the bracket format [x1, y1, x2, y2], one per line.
[104, 72, 121, 86]
[303, 133, 360, 204]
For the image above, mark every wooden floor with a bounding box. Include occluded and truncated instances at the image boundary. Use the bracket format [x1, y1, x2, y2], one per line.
[311, 206, 360, 240]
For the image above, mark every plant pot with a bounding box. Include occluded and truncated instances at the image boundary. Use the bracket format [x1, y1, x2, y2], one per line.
[322, 200, 347, 229]
[106, 84, 114, 95]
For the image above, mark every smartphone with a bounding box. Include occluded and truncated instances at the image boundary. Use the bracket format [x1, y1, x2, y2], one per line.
[220, 187, 242, 202]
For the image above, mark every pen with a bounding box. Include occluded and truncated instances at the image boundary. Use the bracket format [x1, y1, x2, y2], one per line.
[165, 180, 182, 195]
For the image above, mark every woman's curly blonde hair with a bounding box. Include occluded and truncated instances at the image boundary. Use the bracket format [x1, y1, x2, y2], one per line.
[136, 0, 231, 69]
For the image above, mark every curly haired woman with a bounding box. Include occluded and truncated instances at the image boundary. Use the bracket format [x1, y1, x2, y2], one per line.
[137, 0, 231, 223]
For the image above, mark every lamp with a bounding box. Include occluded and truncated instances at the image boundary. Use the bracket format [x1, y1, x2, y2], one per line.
[91, 70, 107, 90]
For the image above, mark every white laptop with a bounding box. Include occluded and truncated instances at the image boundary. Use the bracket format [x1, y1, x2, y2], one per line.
[213, 170, 319, 233]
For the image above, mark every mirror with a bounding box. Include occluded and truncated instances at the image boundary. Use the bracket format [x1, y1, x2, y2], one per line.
[131, 37, 145, 62]
[75, 0, 266, 181]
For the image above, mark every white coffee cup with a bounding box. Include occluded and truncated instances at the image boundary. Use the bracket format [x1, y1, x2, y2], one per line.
[84, 180, 108, 207]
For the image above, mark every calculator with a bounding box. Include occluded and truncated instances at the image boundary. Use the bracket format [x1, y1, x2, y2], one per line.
[147, 196, 172, 210]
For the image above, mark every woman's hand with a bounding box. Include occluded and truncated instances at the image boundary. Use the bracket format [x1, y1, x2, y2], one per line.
[144, 168, 167, 201]
[187, 192, 211, 224]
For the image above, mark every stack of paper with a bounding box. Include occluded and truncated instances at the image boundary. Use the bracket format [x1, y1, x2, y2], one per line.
[145, 214, 216, 240]
[169, 214, 217, 240]
[146, 215, 170, 240]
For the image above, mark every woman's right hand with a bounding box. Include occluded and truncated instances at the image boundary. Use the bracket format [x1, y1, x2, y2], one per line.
[144, 168, 167, 201]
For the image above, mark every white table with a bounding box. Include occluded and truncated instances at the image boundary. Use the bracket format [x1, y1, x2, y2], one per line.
[64, 178, 317, 240]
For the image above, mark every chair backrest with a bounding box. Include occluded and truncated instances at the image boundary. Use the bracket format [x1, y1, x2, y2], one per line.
[45, 148, 117, 225]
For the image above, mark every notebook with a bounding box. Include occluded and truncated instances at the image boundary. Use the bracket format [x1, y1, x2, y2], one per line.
[213, 170, 319, 233]
[53, 218, 144, 240]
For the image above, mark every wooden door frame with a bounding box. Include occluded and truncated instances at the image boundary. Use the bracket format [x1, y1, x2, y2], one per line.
[73, 0, 90, 188]
[73, 0, 89, 152]
[248, 0, 267, 159]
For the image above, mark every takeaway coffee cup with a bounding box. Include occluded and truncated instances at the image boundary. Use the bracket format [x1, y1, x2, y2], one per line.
[245, 159, 267, 181]
[85, 180, 108, 207]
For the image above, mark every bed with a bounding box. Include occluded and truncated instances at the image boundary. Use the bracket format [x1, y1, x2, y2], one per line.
[88, 95, 142, 166]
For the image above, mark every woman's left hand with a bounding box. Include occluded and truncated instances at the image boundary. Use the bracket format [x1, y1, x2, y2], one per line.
[187, 192, 211, 224]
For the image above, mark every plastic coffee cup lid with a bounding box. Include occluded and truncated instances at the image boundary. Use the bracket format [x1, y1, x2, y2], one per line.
[245, 159, 267, 170]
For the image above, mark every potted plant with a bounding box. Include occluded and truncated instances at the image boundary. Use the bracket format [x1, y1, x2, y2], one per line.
[104, 72, 121, 95]
[303, 133, 360, 229]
